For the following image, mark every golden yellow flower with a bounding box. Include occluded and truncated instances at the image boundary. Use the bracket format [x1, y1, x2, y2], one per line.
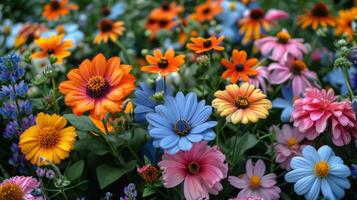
[212, 83, 272, 124]
[19, 113, 76, 166]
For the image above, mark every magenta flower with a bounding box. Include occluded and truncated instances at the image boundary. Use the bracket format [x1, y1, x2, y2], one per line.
[292, 87, 357, 146]
[274, 124, 305, 170]
[248, 66, 270, 94]
[0, 176, 42, 200]
[158, 142, 228, 200]
[228, 159, 281, 200]
[255, 29, 308, 64]
[268, 59, 318, 96]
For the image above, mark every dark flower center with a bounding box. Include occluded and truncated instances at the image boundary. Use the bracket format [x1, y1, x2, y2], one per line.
[101, 6, 111, 16]
[142, 166, 160, 183]
[99, 18, 114, 32]
[235, 97, 249, 109]
[158, 58, 169, 68]
[202, 7, 211, 14]
[174, 120, 191, 136]
[161, 2, 170, 11]
[50, 0, 61, 10]
[86, 75, 110, 98]
[147, 18, 156, 25]
[203, 40, 212, 48]
[235, 64, 245, 71]
[250, 8, 264, 20]
[159, 19, 169, 28]
[291, 60, 307, 74]
[47, 49, 55, 55]
[187, 161, 200, 175]
[311, 2, 329, 17]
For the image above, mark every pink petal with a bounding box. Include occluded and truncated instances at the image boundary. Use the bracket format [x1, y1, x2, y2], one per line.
[265, 9, 289, 21]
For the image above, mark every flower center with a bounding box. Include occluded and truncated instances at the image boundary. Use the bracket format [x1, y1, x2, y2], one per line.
[187, 161, 200, 175]
[235, 97, 249, 109]
[101, 6, 111, 16]
[250, 8, 264, 20]
[174, 120, 191, 136]
[161, 2, 170, 11]
[276, 31, 291, 44]
[39, 126, 58, 148]
[150, 91, 165, 103]
[47, 49, 55, 55]
[291, 60, 307, 74]
[49, 0, 61, 11]
[0, 182, 23, 200]
[229, 2, 236, 11]
[158, 58, 169, 68]
[287, 137, 298, 148]
[311, 2, 329, 17]
[235, 64, 245, 71]
[142, 166, 160, 183]
[56, 25, 66, 34]
[159, 19, 169, 28]
[99, 18, 114, 32]
[203, 40, 212, 48]
[147, 18, 156, 25]
[315, 161, 329, 177]
[86, 75, 110, 98]
[202, 7, 211, 14]
[249, 175, 261, 189]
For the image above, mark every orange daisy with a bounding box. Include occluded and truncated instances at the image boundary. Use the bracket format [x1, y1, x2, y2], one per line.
[59, 53, 136, 120]
[297, 2, 335, 30]
[31, 34, 72, 64]
[145, 13, 177, 38]
[335, 7, 357, 38]
[14, 23, 48, 48]
[221, 49, 258, 83]
[151, 2, 184, 18]
[94, 18, 125, 44]
[186, 36, 224, 54]
[141, 49, 185, 76]
[42, 0, 78, 21]
[189, 0, 223, 23]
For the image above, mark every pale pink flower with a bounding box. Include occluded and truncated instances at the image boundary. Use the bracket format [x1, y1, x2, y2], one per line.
[268, 59, 318, 96]
[229, 197, 264, 200]
[292, 87, 357, 146]
[255, 29, 308, 64]
[0, 176, 42, 200]
[274, 124, 305, 170]
[249, 66, 270, 94]
[158, 142, 228, 200]
[229, 159, 281, 200]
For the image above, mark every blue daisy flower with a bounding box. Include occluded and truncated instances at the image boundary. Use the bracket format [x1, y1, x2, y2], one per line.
[132, 79, 172, 123]
[146, 92, 217, 155]
[285, 145, 351, 200]
[272, 85, 294, 122]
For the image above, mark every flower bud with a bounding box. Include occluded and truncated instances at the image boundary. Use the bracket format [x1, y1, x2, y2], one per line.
[137, 165, 160, 183]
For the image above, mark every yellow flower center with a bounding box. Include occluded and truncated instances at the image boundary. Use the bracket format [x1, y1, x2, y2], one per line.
[187, 161, 200, 175]
[0, 183, 23, 200]
[229, 2, 236, 11]
[249, 175, 261, 188]
[276, 31, 291, 43]
[56, 25, 66, 34]
[39, 126, 59, 148]
[291, 60, 307, 74]
[86, 75, 110, 98]
[315, 161, 329, 177]
[158, 58, 169, 69]
[99, 18, 114, 32]
[49, 0, 61, 11]
[235, 97, 249, 109]
[287, 137, 298, 148]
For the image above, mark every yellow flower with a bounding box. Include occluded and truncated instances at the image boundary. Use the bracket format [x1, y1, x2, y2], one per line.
[19, 113, 76, 166]
[212, 83, 272, 124]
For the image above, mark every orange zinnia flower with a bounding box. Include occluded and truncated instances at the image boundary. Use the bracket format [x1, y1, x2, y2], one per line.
[42, 0, 78, 21]
[297, 2, 335, 30]
[141, 49, 185, 76]
[94, 18, 125, 44]
[221, 50, 258, 83]
[59, 53, 136, 120]
[31, 34, 72, 64]
[151, 2, 184, 18]
[335, 7, 357, 38]
[189, 0, 223, 23]
[186, 36, 224, 54]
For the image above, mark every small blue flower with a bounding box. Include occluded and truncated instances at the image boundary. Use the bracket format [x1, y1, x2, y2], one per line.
[272, 85, 294, 122]
[120, 183, 137, 200]
[0, 81, 28, 100]
[217, 1, 246, 26]
[146, 92, 217, 154]
[108, 3, 125, 20]
[324, 68, 356, 95]
[285, 145, 351, 200]
[0, 54, 24, 83]
[351, 164, 357, 178]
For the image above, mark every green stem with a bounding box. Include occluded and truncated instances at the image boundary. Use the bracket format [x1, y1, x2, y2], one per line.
[127, 144, 143, 166]
[51, 77, 59, 113]
[60, 190, 68, 200]
[342, 66, 354, 100]
[114, 40, 132, 64]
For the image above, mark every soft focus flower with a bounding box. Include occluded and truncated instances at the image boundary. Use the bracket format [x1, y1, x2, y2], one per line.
[19, 113, 77, 165]
[150, 2, 183, 18]
[221, 49, 258, 83]
[106, 2, 125, 20]
[212, 83, 272, 124]
[297, 2, 335, 30]
[11, 23, 48, 48]
[146, 92, 217, 154]
[41, 23, 84, 47]
[272, 85, 294, 122]
[268, 59, 318, 96]
[248, 66, 269, 94]
[285, 145, 351, 200]
[59, 53, 135, 120]
[186, 35, 224, 54]
[145, 13, 177, 38]
[141, 49, 185, 76]
[292, 88, 357, 146]
[255, 29, 308, 64]
[159, 142, 228, 200]
[42, 0, 78, 21]
[94, 18, 125, 44]
[335, 7, 357, 39]
[352, 164, 357, 178]
[4, 114, 35, 139]
[229, 197, 263, 200]
[0, 176, 42, 200]
[137, 165, 160, 183]
[229, 159, 281, 200]
[189, 0, 222, 23]
[46, 169, 56, 180]
[122, 183, 137, 200]
[324, 68, 356, 95]
[36, 167, 46, 178]
[217, 1, 246, 26]
[9, 144, 28, 174]
[0, 54, 24, 83]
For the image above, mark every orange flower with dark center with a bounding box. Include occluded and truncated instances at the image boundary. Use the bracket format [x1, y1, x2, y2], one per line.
[42, 0, 78, 21]
[335, 7, 357, 38]
[189, 0, 222, 23]
[186, 36, 224, 54]
[31, 34, 72, 64]
[59, 53, 136, 120]
[297, 2, 335, 30]
[141, 49, 185, 76]
[145, 13, 177, 38]
[239, 8, 271, 44]
[14, 23, 48, 48]
[151, 1, 184, 18]
[221, 50, 258, 83]
[94, 18, 125, 44]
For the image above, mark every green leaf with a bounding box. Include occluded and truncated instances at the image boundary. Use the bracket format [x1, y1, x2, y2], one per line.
[144, 155, 151, 165]
[232, 133, 258, 166]
[64, 114, 100, 132]
[143, 187, 156, 197]
[96, 160, 137, 189]
[65, 160, 84, 181]
[89, 139, 111, 155]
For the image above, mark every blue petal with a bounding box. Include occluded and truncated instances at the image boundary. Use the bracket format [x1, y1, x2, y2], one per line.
[160, 135, 180, 149]
[190, 121, 217, 134]
[285, 168, 314, 182]
[305, 178, 321, 200]
[190, 103, 212, 127]
[183, 92, 198, 121]
[281, 107, 293, 122]
[178, 137, 192, 151]
[329, 164, 351, 177]
[272, 98, 291, 108]
[167, 145, 180, 155]
[203, 130, 216, 141]
[155, 105, 177, 123]
[302, 145, 319, 164]
[165, 96, 180, 120]
[152, 139, 160, 147]
[291, 157, 314, 169]
[326, 177, 345, 199]
[175, 92, 186, 117]
[321, 179, 336, 200]
[282, 85, 294, 100]
[146, 113, 172, 128]
[149, 127, 175, 138]
[186, 134, 204, 142]
[328, 156, 343, 165]
[328, 175, 350, 189]
[294, 175, 315, 195]
[317, 145, 333, 161]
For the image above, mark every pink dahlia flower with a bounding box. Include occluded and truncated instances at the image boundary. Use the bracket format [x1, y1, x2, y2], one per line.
[0, 176, 42, 200]
[255, 29, 308, 64]
[158, 142, 228, 200]
[268, 59, 318, 96]
[292, 87, 357, 146]
[274, 124, 305, 170]
[228, 159, 281, 200]
[249, 66, 270, 94]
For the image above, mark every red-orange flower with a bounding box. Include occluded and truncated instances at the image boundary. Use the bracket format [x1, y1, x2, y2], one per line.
[42, 0, 78, 21]
[189, 0, 223, 23]
[151, 2, 184, 18]
[59, 53, 136, 120]
[141, 49, 185, 76]
[94, 18, 125, 44]
[145, 13, 177, 38]
[186, 36, 224, 54]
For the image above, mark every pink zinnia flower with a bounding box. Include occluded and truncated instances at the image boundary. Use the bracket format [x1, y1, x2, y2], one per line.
[0, 176, 42, 200]
[292, 87, 357, 146]
[248, 66, 270, 94]
[274, 124, 305, 170]
[268, 59, 318, 96]
[158, 142, 228, 200]
[228, 159, 281, 200]
[255, 29, 308, 64]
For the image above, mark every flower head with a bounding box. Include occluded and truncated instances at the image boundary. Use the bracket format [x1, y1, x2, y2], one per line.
[335, 8, 357, 39]
[186, 35, 224, 54]
[0, 176, 42, 200]
[137, 165, 160, 183]
[42, 0, 78, 21]
[0, 54, 24, 83]
[189, 0, 223, 23]
[297, 2, 335, 30]
[272, 85, 295, 122]
[94, 18, 125, 44]
[229, 159, 281, 200]
[248, 66, 269, 94]
[145, 14, 177, 38]
[285, 145, 351, 200]
[150, 2, 183, 18]
[159, 142, 228, 200]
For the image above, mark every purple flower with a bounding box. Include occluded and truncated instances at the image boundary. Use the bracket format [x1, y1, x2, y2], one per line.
[0, 81, 28, 100]
[0, 54, 24, 83]
[36, 168, 46, 178]
[3, 114, 35, 139]
[46, 169, 56, 180]
[352, 164, 357, 178]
